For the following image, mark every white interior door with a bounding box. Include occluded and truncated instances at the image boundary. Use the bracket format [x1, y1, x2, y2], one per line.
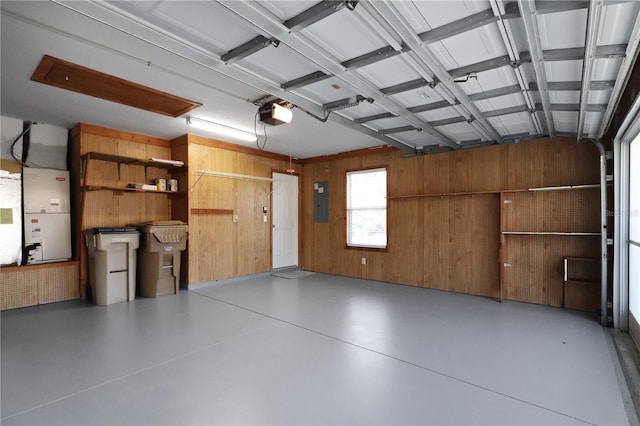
[272, 172, 298, 269]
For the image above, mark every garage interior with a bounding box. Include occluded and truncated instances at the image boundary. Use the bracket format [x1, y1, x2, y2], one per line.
[1, 0, 640, 424]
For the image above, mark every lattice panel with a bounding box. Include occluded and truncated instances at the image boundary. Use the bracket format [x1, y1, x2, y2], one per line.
[1, 262, 79, 310]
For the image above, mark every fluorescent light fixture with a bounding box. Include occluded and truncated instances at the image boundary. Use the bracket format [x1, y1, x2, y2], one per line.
[186, 116, 257, 143]
[271, 103, 293, 124]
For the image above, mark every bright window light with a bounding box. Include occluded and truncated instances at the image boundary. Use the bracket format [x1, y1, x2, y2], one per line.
[347, 167, 387, 249]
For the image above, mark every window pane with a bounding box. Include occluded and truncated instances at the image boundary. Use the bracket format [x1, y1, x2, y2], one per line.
[347, 168, 387, 248]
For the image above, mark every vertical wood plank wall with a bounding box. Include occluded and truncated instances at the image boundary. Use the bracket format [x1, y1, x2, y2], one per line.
[300, 137, 601, 310]
[171, 135, 290, 285]
[70, 124, 174, 297]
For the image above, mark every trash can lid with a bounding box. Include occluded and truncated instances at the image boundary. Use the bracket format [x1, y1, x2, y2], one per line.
[89, 227, 139, 234]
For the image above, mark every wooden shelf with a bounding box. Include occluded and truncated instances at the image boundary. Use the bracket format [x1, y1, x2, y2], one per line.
[389, 184, 599, 200]
[82, 152, 184, 170]
[191, 208, 234, 215]
[84, 185, 184, 194]
[502, 231, 601, 236]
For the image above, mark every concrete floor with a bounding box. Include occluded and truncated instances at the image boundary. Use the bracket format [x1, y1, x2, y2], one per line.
[1, 273, 635, 425]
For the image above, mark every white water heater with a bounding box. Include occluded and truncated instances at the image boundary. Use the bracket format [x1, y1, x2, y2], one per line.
[23, 168, 72, 264]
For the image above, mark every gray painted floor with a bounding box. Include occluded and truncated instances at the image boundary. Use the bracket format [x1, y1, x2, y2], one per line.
[1, 273, 633, 425]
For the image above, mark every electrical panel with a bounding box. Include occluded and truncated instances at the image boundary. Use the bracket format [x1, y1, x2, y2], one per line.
[314, 181, 328, 223]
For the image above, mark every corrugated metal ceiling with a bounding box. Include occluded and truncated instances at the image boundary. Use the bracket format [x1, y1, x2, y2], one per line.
[3, 0, 640, 157]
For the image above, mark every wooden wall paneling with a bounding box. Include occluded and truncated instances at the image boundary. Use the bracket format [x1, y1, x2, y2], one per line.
[502, 192, 545, 232]
[423, 197, 450, 291]
[299, 162, 316, 271]
[504, 235, 600, 307]
[543, 138, 599, 187]
[422, 152, 451, 194]
[506, 140, 545, 190]
[449, 146, 502, 193]
[378, 157, 424, 286]
[447, 194, 500, 297]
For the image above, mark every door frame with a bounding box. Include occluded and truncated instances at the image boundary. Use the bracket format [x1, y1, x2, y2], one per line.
[271, 169, 301, 270]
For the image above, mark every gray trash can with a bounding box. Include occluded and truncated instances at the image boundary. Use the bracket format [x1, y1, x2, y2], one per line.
[129, 221, 188, 298]
[84, 227, 140, 305]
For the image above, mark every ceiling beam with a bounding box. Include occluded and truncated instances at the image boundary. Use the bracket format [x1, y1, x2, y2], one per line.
[529, 80, 616, 91]
[429, 116, 468, 127]
[354, 112, 396, 123]
[380, 78, 431, 95]
[364, 0, 504, 144]
[597, 6, 640, 137]
[220, 35, 273, 64]
[543, 44, 626, 61]
[378, 125, 418, 134]
[281, 71, 331, 90]
[341, 45, 406, 70]
[518, 0, 555, 138]
[284, 0, 346, 31]
[468, 84, 522, 101]
[408, 100, 457, 114]
[484, 104, 530, 118]
[50, 1, 420, 154]
[536, 103, 608, 112]
[577, 0, 604, 140]
[218, 0, 458, 150]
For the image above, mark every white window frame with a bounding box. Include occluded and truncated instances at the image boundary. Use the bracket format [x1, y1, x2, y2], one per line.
[346, 167, 387, 249]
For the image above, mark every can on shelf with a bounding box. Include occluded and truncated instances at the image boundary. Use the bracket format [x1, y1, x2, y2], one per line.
[168, 179, 178, 192]
[154, 178, 167, 191]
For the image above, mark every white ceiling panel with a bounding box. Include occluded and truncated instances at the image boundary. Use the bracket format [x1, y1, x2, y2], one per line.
[362, 116, 412, 132]
[545, 60, 583, 82]
[116, 0, 260, 55]
[396, 0, 490, 34]
[549, 91, 580, 104]
[459, 67, 519, 94]
[415, 107, 460, 122]
[386, 130, 442, 147]
[2, 0, 639, 158]
[432, 25, 507, 70]
[437, 123, 479, 141]
[591, 58, 625, 81]
[583, 111, 605, 136]
[355, 57, 420, 89]
[489, 113, 536, 136]
[553, 111, 579, 133]
[537, 9, 587, 50]
[475, 93, 526, 112]
[292, 77, 360, 105]
[588, 90, 613, 105]
[598, 2, 640, 45]
[390, 88, 445, 109]
[256, 0, 316, 21]
[240, 43, 320, 85]
[300, 9, 385, 62]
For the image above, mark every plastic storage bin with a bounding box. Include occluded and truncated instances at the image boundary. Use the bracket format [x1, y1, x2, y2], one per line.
[130, 221, 188, 297]
[84, 227, 140, 305]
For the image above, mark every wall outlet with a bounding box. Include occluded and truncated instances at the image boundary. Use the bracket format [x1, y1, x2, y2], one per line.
[233, 214, 238, 223]
[263, 215, 268, 222]
[361, 257, 366, 265]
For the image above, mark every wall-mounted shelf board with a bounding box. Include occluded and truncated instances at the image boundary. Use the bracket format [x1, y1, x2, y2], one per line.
[502, 232, 601, 236]
[191, 208, 234, 215]
[84, 185, 182, 194]
[389, 184, 600, 200]
[82, 152, 184, 169]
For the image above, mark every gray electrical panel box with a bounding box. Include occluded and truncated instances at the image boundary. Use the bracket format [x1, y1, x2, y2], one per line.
[314, 181, 329, 223]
